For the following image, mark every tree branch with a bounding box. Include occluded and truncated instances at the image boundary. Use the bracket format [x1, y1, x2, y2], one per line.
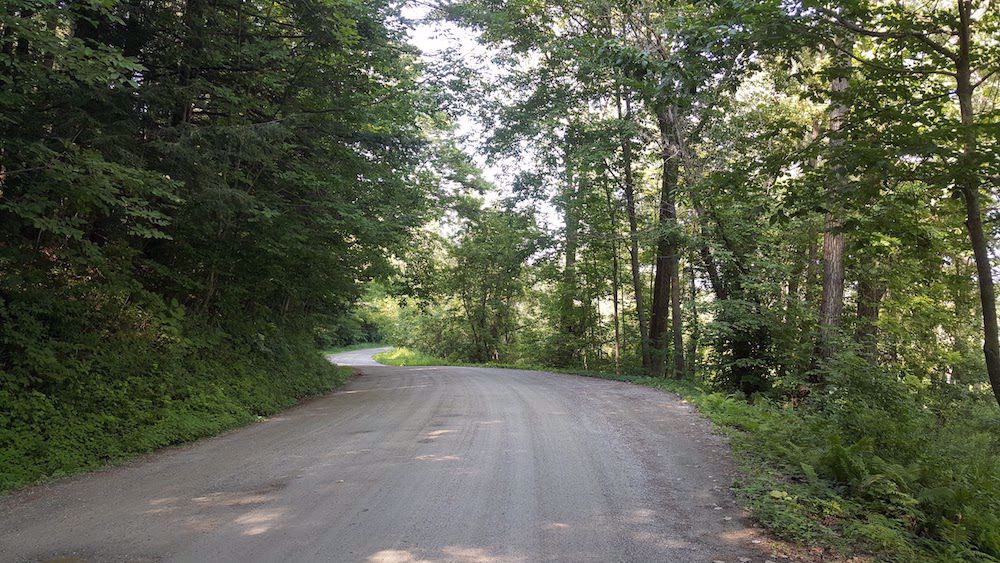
[816, 6, 959, 63]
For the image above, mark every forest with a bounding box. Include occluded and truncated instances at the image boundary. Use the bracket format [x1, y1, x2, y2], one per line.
[0, 0, 472, 489]
[370, 0, 1000, 560]
[2, 0, 1000, 561]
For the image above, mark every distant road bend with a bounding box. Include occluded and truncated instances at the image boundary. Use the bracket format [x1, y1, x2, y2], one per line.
[1, 348, 772, 562]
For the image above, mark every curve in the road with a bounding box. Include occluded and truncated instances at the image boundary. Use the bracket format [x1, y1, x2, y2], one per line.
[325, 347, 390, 367]
[0, 348, 771, 562]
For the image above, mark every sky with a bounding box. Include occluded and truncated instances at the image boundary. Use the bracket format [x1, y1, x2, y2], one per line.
[399, 2, 563, 231]
[400, 3, 501, 184]
[401, 3, 479, 56]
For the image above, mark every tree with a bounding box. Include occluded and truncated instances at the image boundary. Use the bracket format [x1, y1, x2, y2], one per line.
[809, 0, 1000, 403]
[449, 208, 540, 362]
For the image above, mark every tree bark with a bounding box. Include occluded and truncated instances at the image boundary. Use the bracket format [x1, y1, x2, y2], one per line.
[617, 93, 651, 370]
[686, 252, 699, 377]
[651, 106, 684, 376]
[855, 276, 885, 360]
[954, 0, 1000, 406]
[558, 158, 581, 366]
[817, 43, 850, 363]
[603, 182, 622, 374]
[670, 250, 684, 376]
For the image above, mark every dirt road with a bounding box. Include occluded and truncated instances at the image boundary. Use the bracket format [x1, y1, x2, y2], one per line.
[0, 348, 770, 562]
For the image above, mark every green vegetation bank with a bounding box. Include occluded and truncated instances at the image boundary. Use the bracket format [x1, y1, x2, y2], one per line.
[0, 1, 450, 491]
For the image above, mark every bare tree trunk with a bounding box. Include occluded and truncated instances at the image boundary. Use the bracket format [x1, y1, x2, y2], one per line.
[693, 204, 727, 301]
[855, 276, 885, 360]
[558, 161, 581, 366]
[617, 93, 651, 370]
[650, 249, 671, 376]
[174, 0, 204, 126]
[954, 0, 1000, 406]
[670, 253, 684, 377]
[604, 183, 622, 374]
[817, 43, 850, 363]
[686, 252, 699, 377]
[651, 106, 684, 376]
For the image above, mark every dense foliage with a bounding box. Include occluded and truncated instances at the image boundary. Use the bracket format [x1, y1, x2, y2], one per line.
[0, 0, 437, 489]
[371, 0, 1000, 560]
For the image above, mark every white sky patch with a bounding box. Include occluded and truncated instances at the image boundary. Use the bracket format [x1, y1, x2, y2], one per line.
[401, 2, 564, 234]
[402, 3, 503, 195]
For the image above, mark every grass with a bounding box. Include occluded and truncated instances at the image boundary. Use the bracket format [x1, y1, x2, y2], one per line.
[373, 347, 446, 366]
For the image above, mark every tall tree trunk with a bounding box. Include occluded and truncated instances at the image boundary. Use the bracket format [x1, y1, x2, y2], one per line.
[650, 251, 671, 375]
[174, 0, 204, 126]
[693, 204, 727, 301]
[686, 252, 699, 377]
[558, 163, 581, 366]
[670, 251, 684, 376]
[604, 183, 622, 374]
[617, 93, 651, 369]
[954, 0, 1000, 406]
[817, 44, 850, 363]
[855, 276, 885, 360]
[651, 106, 684, 376]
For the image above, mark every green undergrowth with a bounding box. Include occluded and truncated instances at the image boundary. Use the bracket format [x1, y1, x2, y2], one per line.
[376, 347, 1000, 562]
[323, 341, 387, 355]
[0, 324, 351, 494]
[643, 384, 1000, 563]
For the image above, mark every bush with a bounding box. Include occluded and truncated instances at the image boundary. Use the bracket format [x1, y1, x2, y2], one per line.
[0, 301, 349, 492]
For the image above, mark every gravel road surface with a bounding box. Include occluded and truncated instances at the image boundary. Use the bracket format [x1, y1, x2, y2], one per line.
[0, 348, 770, 562]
